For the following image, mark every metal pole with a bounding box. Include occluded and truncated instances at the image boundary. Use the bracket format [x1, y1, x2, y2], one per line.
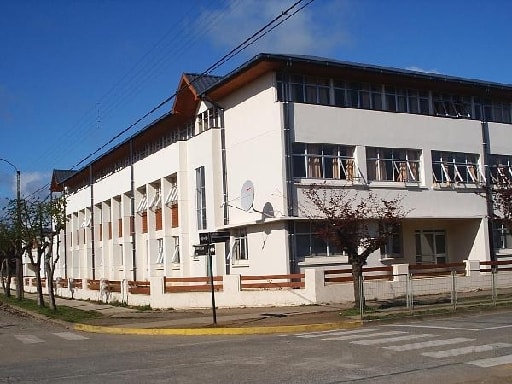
[15, 170, 23, 299]
[359, 275, 364, 320]
[451, 270, 457, 311]
[208, 244, 217, 325]
[492, 269, 497, 306]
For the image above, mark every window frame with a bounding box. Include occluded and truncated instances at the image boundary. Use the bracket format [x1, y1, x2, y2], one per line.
[366, 147, 421, 183]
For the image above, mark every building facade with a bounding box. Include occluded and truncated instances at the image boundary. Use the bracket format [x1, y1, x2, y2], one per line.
[49, 53, 512, 283]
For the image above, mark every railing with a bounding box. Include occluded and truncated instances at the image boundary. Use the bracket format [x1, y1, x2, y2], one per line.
[324, 266, 392, 284]
[480, 259, 512, 273]
[240, 274, 304, 289]
[87, 279, 101, 290]
[410, 262, 466, 278]
[128, 280, 150, 295]
[164, 276, 223, 293]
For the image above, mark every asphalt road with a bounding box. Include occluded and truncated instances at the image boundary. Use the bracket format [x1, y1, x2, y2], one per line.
[1, 307, 512, 383]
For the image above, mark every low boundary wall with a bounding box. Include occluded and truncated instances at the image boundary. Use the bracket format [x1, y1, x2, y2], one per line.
[22, 260, 512, 309]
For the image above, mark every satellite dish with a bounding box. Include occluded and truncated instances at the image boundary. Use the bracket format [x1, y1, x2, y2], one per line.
[240, 180, 254, 211]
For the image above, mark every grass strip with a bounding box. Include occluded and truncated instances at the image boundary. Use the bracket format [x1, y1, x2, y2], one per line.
[0, 294, 103, 323]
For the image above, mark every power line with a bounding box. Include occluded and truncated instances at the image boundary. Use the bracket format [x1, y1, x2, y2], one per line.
[71, 0, 314, 170]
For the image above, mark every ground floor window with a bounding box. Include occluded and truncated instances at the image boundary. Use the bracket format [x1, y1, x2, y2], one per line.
[171, 236, 180, 263]
[230, 228, 248, 264]
[415, 230, 446, 264]
[380, 225, 402, 258]
[494, 223, 512, 250]
[294, 221, 341, 259]
[156, 238, 164, 264]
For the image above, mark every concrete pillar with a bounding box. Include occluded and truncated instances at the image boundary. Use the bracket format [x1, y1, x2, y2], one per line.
[393, 264, 409, 282]
[465, 259, 481, 276]
[223, 274, 241, 294]
[304, 268, 324, 303]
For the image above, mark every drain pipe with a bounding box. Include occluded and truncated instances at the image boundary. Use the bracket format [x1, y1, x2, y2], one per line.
[130, 139, 137, 281]
[481, 121, 496, 261]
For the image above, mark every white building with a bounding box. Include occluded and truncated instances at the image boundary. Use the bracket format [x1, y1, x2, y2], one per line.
[49, 53, 512, 284]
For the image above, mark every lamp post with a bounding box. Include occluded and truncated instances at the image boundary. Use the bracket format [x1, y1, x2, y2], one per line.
[0, 158, 23, 299]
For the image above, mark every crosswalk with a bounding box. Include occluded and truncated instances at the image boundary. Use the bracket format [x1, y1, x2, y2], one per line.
[12, 332, 89, 345]
[295, 327, 512, 368]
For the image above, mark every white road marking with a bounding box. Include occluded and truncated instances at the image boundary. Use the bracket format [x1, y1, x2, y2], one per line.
[422, 343, 512, 359]
[297, 328, 377, 338]
[14, 334, 45, 344]
[352, 334, 433, 346]
[53, 332, 89, 341]
[323, 331, 406, 341]
[467, 354, 512, 368]
[383, 338, 474, 352]
[382, 324, 480, 331]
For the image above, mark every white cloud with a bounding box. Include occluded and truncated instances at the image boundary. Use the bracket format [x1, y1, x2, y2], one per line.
[198, 0, 351, 58]
[20, 171, 51, 199]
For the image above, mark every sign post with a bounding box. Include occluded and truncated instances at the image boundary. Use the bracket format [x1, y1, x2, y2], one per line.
[208, 245, 217, 325]
[196, 231, 230, 326]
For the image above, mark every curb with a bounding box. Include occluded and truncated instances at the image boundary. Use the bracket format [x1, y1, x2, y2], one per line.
[74, 320, 363, 336]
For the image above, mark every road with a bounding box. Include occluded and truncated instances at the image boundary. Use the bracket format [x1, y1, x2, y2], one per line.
[1, 307, 512, 383]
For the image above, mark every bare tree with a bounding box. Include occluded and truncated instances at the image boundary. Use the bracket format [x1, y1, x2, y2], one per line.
[303, 184, 407, 308]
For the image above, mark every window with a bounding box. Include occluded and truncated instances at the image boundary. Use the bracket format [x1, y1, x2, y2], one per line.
[294, 221, 341, 259]
[293, 143, 356, 180]
[432, 151, 481, 184]
[195, 166, 207, 230]
[229, 228, 248, 263]
[136, 193, 148, 214]
[149, 188, 161, 211]
[366, 147, 421, 182]
[197, 107, 223, 133]
[489, 154, 512, 184]
[171, 236, 180, 263]
[415, 230, 446, 264]
[380, 225, 402, 258]
[156, 238, 164, 264]
[494, 223, 512, 250]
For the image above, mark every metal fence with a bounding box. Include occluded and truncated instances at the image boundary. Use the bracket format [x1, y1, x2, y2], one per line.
[360, 268, 512, 319]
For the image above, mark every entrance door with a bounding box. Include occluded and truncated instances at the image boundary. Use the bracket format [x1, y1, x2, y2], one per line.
[415, 230, 446, 264]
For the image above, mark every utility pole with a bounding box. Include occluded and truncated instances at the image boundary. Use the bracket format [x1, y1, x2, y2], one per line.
[0, 158, 23, 299]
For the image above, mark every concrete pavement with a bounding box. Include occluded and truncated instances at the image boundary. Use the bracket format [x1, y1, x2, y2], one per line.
[16, 292, 362, 335]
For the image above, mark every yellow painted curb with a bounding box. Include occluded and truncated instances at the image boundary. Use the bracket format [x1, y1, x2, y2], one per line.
[74, 320, 362, 336]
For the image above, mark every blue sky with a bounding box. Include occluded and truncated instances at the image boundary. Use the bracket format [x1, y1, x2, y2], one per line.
[1, 0, 511, 200]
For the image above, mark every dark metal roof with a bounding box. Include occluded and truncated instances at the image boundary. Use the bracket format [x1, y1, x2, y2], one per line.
[205, 53, 512, 95]
[52, 169, 77, 184]
[184, 73, 222, 95]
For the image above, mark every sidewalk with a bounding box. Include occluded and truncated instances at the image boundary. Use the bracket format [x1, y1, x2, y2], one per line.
[20, 292, 362, 335]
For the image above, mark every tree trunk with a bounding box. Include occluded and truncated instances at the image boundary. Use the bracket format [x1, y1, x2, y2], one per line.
[351, 259, 365, 309]
[15, 254, 23, 300]
[1, 258, 10, 296]
[46, 259, 56, 311]
[34, 265, 45, 307]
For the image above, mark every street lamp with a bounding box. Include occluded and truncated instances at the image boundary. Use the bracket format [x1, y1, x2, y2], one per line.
[0, 158, 23, 299]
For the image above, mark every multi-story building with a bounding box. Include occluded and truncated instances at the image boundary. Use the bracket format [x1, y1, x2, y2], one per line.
[49, 53, 512, 283]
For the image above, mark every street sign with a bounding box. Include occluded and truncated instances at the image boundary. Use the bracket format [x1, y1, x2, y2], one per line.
[199, 232, 210, 245]
[193, 244, 215, 256]
[210, 231, 230, 243]
[199, 231, 230, 244]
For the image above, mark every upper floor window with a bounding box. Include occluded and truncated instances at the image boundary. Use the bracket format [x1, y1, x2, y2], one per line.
[197, 107, 223, 133]
[293, 143, 356, 180]
[195, 166, 207, 230]
[367, 147, 421, 183]
[489, 154, 512, 184]
[276, 72, 512, 124]
[432, 151, 482, 184]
